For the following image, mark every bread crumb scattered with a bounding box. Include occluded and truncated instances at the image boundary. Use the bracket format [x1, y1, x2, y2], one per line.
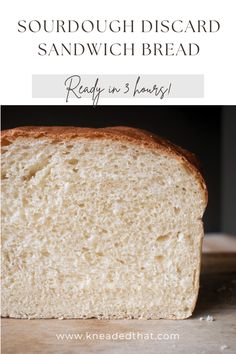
[199, 315, 215, 321]
[220, 344, 229, 351]
[58, 316, 64, 320]
[206, 315, 215, 321]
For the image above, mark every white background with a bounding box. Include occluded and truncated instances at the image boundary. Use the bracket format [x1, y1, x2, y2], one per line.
[0, 0, 235, 105]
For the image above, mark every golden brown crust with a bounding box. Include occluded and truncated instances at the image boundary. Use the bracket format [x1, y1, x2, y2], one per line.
[1, 126, 208, 205]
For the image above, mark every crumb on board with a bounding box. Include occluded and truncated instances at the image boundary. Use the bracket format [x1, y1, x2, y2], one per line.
[220, 344, 229, 351]
[199, 315, 215, 321]
[58, 317, 64, 320]
[206, 315, 215, 322]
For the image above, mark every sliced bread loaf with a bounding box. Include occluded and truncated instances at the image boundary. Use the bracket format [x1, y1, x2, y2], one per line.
[1, 126, 207, 319]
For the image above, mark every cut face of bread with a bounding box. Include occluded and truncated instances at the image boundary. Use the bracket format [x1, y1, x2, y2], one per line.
[1, 126, 207, 319]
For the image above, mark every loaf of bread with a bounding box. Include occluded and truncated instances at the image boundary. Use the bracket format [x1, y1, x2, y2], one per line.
[1, 126, 207, 319]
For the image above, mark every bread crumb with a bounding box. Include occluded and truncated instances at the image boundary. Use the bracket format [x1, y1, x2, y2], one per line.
[220, 345, 229, 351]
[206, 315, 215, 321]
[199, 316, 215, 321]
[58, 316, 64, 320]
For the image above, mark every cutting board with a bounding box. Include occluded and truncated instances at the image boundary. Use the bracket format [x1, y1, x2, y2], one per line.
[2, 253, 236, 354]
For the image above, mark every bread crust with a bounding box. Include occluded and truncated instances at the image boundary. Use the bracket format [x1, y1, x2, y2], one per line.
[1, 125, 208, 205]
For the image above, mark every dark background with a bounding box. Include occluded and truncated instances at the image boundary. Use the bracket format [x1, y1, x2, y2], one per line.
[1, 105, 235, 234]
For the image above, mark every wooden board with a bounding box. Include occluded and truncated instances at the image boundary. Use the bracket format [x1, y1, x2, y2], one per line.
[2, 253, 236, 354]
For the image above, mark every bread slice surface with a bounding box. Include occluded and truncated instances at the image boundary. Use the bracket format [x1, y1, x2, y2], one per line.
[1, 126, 207, 319]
